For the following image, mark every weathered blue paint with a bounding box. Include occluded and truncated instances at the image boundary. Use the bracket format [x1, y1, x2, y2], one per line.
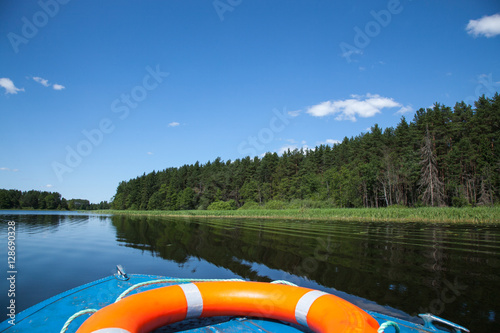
[0, 273, 469, 333]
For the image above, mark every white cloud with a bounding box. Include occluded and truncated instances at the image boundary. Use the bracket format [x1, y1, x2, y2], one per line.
[33, 77, 65, 90]
[287, 110, 301, 117]
[396, 105, 414, 115]
[306, 101, 336, 117]
[341, 49, 363, 61]
[321, 139, 341, 146]
[1, 167, 19, 172]
[33, 76, 50, 87]
[278, 144, 297, 155]
[147, 152, 153, 155]
[306, 94, 402, 121]
[466, 13, 500, 38]
[277, 143, 309, 156]
[45, 184, 53, 188]
[0, 78, 24, 95]
[168, 122, 180, 127]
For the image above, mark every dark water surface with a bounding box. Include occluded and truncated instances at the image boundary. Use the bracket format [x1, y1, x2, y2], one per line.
[1, 211, 499, 332]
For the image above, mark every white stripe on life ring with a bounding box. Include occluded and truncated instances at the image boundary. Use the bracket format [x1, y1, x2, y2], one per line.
[179, 283, 204, 319]
[295, 290, 328, 328]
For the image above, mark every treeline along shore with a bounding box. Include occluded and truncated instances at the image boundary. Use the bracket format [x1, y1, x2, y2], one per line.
[112, 94, 499, 215]
[0, 189, 110, 210]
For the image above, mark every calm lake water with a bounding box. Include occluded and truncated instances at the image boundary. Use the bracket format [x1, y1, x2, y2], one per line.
[0, 211, 499, 332]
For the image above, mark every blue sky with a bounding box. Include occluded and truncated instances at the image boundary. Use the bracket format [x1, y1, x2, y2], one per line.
[1, 0, 499, 203]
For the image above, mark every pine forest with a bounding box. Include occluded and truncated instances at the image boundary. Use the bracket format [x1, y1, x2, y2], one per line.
[108, 94, 499, 211]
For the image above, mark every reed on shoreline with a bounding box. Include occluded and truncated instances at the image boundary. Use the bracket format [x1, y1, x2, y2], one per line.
[94, 206, 500, 223]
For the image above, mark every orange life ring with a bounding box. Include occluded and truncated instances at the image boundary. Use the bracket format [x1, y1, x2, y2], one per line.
[76, 281, 380, 333]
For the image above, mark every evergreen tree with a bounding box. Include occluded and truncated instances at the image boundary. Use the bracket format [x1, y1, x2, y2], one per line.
[110, 94, 499, 210]
[419, 127, 445, 206]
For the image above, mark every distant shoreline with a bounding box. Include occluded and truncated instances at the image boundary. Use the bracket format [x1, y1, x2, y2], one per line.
[93, 206, 500, 224]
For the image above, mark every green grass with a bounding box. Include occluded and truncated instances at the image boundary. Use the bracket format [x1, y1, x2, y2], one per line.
[95, 206, 500, 223]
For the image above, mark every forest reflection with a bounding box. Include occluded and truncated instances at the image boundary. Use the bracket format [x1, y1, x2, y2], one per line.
[111, 215, 499, 331]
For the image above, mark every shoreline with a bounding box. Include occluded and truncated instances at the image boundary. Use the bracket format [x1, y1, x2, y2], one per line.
[94, 206, 500, 224]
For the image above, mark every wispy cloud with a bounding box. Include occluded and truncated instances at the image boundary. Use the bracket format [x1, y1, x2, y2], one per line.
[320, 139, 341, 146]
[33, 76, 50, 87]
[45, 184, 53, 188]
[278, 144, 298, 155]
[306, 94, 407, 121]
[277, 143, 309, 156]
[0, 167, 19, 172]
[396, 105, 414, 115]
[287, 110, 301, 117]
[33, 77, 65, 90]
[168, 122, 180, 127]
[147, 152, 153, 155]
[341, 49, 363, 61]
[0, 78, 24, 95]
[466, 13, 500, 38]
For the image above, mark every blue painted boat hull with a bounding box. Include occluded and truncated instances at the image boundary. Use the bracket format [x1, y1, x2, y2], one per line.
[0, 273, 468, 333]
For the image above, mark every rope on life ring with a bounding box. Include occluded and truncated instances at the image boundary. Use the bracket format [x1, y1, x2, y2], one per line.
[75, 281, 380, 333]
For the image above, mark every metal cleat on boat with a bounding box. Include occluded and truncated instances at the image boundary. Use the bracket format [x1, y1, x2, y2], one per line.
[418, 313, 470, 333]
[115, 264, 129, 281]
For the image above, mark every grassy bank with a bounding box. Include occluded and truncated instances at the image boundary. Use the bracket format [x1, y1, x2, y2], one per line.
[95, 206, 500, 223]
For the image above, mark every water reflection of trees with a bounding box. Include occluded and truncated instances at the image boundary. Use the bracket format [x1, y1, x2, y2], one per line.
[1, 213, 93, 234]
[111, 216, 499, 332]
